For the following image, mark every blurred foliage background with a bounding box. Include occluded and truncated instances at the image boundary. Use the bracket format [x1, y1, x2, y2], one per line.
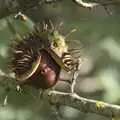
[0, 0, 120, 120]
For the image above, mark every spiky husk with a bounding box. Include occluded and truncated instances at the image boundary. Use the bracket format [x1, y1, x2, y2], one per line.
[10, 21, 54, 77]
[10, 20, 80, 89]
[10, 21, 63, 89]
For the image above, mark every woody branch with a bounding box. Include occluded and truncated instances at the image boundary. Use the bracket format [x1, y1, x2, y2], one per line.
[44, 90, 120, 118]
[42, 59, 120, 118]
[1, 64, 120, 118]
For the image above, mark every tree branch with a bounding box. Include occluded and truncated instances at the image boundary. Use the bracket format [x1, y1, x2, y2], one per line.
[44, 90, 120, 118]
[73, 0, 98, 8]
[1, 53, 120, 118]
[42, 58, 120, 118]
[1, 68, 120, 118]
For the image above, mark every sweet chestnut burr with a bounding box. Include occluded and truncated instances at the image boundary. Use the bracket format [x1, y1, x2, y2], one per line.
[10, 20, 77, 89]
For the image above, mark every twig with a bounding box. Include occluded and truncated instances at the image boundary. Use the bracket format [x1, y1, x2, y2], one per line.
[71, 58, 82, 93]
[73, 0, 98, 8]
[73, 0, 120, 8]
[43, 90, 120, 118]
[73, 0, 120, 15]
